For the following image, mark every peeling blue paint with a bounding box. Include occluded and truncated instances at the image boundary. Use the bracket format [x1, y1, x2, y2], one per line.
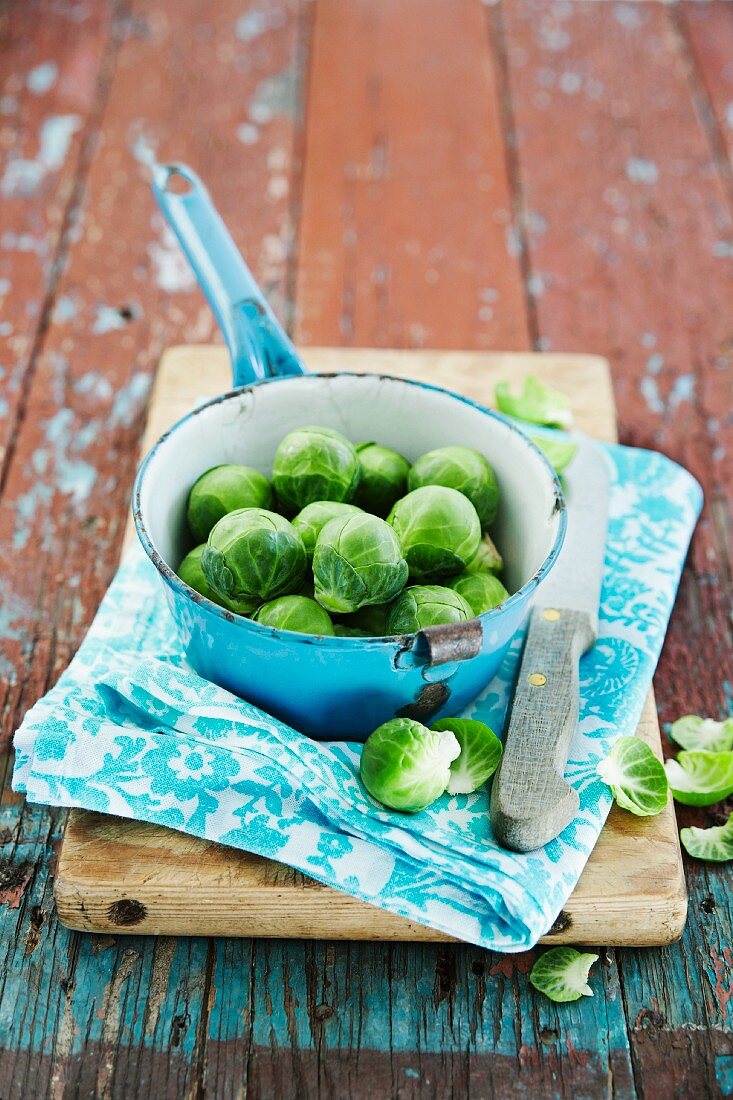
[1, 114, 81, 197]
[110, 372, 151, 428]
[27, 61, 58, 95]
[626, 158, 658, 185]
[57, 460, 96, 502]
[614, 3, 645, 30]
[0, 278, 10, 296]
[712, 241, 733, 259]
[668, 372, 695, 412]
[92, 305, 127, 335]
[237, 123, 260, 145]
[13, 482, 54, 550]
[645, 353, 663, 376]
[75, 371, 113, 400]
[53, 295, 77, 322]
[641, 332, 657, 348]
[640, 377, 664, 416]
[249, 65, 300, 125]
[0, 397, 8, 418]
[39, 114, 82, 171]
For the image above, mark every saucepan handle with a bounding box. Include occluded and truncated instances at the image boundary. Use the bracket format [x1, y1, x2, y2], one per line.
[151, 163, 307, 387]
[395, 620, 484, 669]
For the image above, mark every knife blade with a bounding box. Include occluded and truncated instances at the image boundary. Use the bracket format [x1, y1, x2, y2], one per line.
[490, 433, 610, 852]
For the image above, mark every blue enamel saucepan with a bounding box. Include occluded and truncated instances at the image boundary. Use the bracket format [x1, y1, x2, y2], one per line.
[133, 165, 566, 740]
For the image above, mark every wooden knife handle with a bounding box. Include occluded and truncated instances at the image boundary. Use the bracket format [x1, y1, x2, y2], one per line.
[490, 606, 596, 852]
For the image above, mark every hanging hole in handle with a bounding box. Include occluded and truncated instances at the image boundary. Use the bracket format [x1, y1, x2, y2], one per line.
[157, 164, 197, 196]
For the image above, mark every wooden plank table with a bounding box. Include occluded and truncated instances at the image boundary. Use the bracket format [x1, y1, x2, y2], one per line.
[0, 1, 731, 1096]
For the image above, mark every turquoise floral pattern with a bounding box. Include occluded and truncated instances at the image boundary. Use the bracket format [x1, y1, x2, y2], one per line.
[14, 442, 701, 951]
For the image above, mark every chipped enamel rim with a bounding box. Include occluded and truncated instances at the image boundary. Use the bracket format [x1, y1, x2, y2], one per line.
[132, 372, 567, 650]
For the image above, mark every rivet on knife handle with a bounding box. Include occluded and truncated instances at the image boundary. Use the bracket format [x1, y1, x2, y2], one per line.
[490, 606, 596, 852]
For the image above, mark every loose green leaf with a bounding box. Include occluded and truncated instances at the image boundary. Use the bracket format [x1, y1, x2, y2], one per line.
[495, 375, 573, 430]
[432, 718, 503, 794]
[665, 751, 733, 807]
[669, 715, 733, 754]
[529, 948, 598, 1003]
[680, 815, 733, 862]
[530, 435, 578, 474]
[596, 737, 669, 816]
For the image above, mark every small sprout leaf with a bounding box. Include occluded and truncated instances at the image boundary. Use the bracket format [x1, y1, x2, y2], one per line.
[432, 718, 502, 794]
[680, 814, 733, 862]
[530, 435, 578, 474]
[665, 751, 733, 807]
[597, 737, 669, 816]
[669, 715, 733, 754]
[495, 375, 573, 429]
[530, 948, 598, 1003]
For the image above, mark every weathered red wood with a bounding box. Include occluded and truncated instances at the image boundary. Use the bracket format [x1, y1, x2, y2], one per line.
[295, 0, 531, 351]
[0, 0, 112, 480]
[682, 1, 733, 180]
[498, 0, 733, 1087]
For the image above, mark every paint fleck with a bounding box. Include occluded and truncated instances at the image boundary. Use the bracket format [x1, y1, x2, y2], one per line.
[40, 114, 82, 170]
[2, 114, 81, 195]
[668, 372, 695, 412]
[505, 224, 522, 258]
[14, 482, 54, 549]
[27, 61, 58, 95]
[58, 459, 96, 502]
[480, 288, 499, 303]
[726, 102, 733, 131]
[237, 123, 259, 145]
[527, 273, 547, 297]
[641, 332, 657, 348]
[131, 129, 158, 171]
[53, 295, 77, 322]
[712, 241, 733, 259]
[640, 377, 664, 416]
[249, 65, 299, 125]
[0, 397, 8, 418]
[92, 305, 127, 334]
[614, 4, 644, 30]
[75, 371, 113, 399]
[645, 353, 663, 375]
[148, 225, 197, 293]
[626, 158, 658, 184]
[559, 71, 582, 95]
[109, 372, 151, 428]
[235, 6, 286, 40]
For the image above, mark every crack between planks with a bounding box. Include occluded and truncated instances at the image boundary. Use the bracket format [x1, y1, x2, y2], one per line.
[484, 0, 540, 353]
[0, 0, 131, 503]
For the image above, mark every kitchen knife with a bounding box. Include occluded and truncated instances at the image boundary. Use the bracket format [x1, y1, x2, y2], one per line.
[490, 433, 610, 852]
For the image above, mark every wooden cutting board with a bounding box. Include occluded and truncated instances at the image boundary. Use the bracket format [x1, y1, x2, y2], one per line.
[53, 346, 687, 946]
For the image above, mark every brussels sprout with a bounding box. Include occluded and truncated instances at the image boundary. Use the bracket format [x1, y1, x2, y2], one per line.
[386, 585, 473, 634]
[313, 513, 408, 614]
[177, 545, 241, 612]
[292, 500, 363, 558]
[447, 572, 509, 616]
[354, 442, 410, 516]
[253, 595, 334, 636]
[187, 464, 272, 542]
[272, 426, 361, 513]
[408, 445, 499, 528]
[338, 603, 389, 637]
[359, 718, 461, 812]
[201, 508, 307, 614]
[465, 533, 504, 575]
[333, 623, 370, 638]
[387, 486, 481, 581]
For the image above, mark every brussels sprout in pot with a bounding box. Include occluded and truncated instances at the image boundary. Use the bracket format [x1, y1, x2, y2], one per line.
[134, 372, 566, 740]
[135, 165, 566, 739]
